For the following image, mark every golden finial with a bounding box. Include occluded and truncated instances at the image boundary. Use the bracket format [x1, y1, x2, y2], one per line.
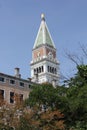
[41, 13, 45, 21]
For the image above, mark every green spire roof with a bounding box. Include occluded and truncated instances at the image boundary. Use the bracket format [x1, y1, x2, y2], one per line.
[33, 14, 55, 49]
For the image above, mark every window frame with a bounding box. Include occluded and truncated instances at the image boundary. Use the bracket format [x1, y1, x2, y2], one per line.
[0, 89, 4, 100]
[19, 82, 24, 87]
[10, 91, 14, 104]
[9, 79, 15, 85]
[0, 77, 5, 83]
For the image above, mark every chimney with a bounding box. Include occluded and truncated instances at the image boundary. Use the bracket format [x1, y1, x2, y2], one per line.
[14, 68, 21, 78]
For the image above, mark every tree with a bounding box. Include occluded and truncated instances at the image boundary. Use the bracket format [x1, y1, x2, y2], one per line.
[63, 65, 87, 129]
[26, 83, 58, 110]
[24, 83, 66, 130]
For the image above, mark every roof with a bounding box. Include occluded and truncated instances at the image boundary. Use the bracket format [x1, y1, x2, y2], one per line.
[0, 72, 32, 83]
[33, 14, 55, 49]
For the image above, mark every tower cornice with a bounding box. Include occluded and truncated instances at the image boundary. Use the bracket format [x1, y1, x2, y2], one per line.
[32, 43, 56, 51]
[30, 58, 59, 66]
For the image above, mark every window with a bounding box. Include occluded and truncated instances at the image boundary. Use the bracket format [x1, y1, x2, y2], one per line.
[50, 67, 51, 72]
[0, 77, 5, 82]
[52, 67, 54, 73]
[20, 82, 24, 87]
[48, 66, 56, 74]
[10, 79, 15, 85]
[34, 69, 36, 74]
[42, 66, 44, 72]
[48, 66, 49, 72]
[19, 94, 23, 102]
[29, 84, 31, 88]
[0, 90, 4, 100]
[34, 66, 44, 74]
[10, 92, 14, 103]
[37, 68, 39, 73]
[39, 67, 41, 73]
[55, 68, 57, 74]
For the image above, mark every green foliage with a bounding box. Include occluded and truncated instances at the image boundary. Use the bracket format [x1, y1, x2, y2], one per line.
[66, 65, 87, 87]
[27, 83, 58, 109]
[0, 65, 87, 130]
[20, 65, 87, 129]
[71, 121, 87, 130]
[17, 116, 36, 130]
[0, 124, 14, 130]
[63, 65, 87, 129]
[26, 83, 69, 114]
[77, 65, 87, 80]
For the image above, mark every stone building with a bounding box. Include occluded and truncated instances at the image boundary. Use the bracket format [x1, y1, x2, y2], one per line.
[30, 14, 59, 86]
[0, 68, 33, 104]
[0, 14, 59, 104]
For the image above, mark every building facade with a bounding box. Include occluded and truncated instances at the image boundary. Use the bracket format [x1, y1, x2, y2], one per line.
[30, 14, 59, 86]
[0, 68, 33, 104]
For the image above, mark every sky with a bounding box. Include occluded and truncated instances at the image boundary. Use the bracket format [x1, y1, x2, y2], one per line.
[0, 0, 87, 81]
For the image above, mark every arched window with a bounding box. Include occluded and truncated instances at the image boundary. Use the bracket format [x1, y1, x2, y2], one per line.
[34, 69, 36, 74]
[39, 67, 41, 73]
[55, 68, 57, 74]
[42, 66, 44, 72]
[37, 68, 39, 73]
[48, 66, 49, 72]
[50, 67, 52, 73]
[52, 67, 54, 73]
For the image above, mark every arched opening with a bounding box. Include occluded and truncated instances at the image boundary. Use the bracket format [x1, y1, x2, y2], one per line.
[39, 67, 41, 73]
[42, 66, 44, 72]
[48, 66, 49, 72]
[55, 68, 57, 74]
[34, 69, 36, 74]
[52, 67, 54, 73]
[50, 67, 52, 73]
[37, 68, 39, 73]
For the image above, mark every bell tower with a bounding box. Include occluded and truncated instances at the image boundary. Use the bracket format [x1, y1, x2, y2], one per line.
[30, 14, 59, 86]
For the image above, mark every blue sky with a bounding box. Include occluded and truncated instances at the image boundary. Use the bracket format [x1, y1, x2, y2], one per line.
[0, 0, 87, 80]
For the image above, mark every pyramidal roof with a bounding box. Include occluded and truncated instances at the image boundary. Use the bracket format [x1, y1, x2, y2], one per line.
[33, 14, 55, 49]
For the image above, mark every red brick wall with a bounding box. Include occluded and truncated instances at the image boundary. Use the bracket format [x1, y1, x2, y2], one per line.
[33, 46, 56, 59]
[46, 48, 56, 58]
[33, 47, 45, 59]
